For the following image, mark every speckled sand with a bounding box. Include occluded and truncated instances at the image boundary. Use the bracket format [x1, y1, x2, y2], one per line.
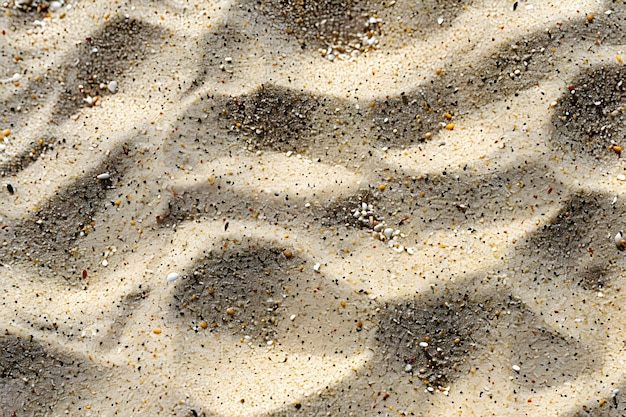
[2, 0, 626, 416]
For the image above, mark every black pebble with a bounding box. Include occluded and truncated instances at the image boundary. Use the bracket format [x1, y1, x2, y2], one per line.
[6, 184, 14, 195]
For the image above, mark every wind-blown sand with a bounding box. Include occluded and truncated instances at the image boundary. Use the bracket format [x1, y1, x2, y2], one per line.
[2, 0, 626, 415]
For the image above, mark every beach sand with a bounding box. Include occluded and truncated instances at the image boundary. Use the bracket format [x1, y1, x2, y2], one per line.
[1, 0, 626, 415]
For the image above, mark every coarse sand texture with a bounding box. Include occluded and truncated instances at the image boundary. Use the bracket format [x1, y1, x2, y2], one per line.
[2, 0, 626, 416]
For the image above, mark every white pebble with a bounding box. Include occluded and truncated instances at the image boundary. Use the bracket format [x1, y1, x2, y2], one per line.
[107, 80, 118, 94]
[290, 314, 296, 321]
[383, 228, 394, 240]
[96, 172, 110, 180]
[406, 247, 415, 255]
[101, 259, 108, 267]
[313, 263, 321, 272]
[419, 342, 428, 348]
[617, 174, 626, 181]
[166, 272, 180, 282]
[437, 16, 444, 25]
[512, 364, 521, 372]
[49, 0, 62, 11]
[404, 364, 413, 372]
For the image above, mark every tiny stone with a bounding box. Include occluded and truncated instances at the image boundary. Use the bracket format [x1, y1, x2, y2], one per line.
[383, 228, 394, 240]
[313, 263, 321, 272]
[290, 314, 296, 321]
[405, 364, 413, 372]
[166, 272, 180, 282]
[102, 259, 108, 267]
[419, 342, 428, 348]
[97, 172, 110, 180]
[617, 174, 626, 181]
[512, 365, 521, 372]
[107, 80, 118, 94]
[49, 0, 62, 11]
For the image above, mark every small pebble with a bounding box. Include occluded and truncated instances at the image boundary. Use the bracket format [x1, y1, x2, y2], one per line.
[290, 314, 296, 321]
[102, 259, 108, 267]
[419, 342, 428, 348]
[512, 365, 521, 372]
[166, 272, 180, 282]
[49, 0, 62, 11]
[97, 172, 110, 180]
[383, 228, 394, 240]
[405, 364, 413, 372]
[617, 174, 626, 181]
[153, 327, 162, 334]
[313, 263, 321, 272]
[107, 81, 118, 94]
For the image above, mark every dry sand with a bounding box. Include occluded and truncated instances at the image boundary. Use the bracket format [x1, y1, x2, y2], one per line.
[2, 0, 626, 415]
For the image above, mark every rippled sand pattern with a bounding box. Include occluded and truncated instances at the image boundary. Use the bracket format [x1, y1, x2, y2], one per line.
[2, 0, 626, 416]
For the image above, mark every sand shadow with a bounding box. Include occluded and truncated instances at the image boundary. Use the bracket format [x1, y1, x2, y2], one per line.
[0, 332, 99, 416]
[0, 140, 140, 283]
[0, 16, 165, 176]
[169, 236, 366, 353]
[549, 64, 626, 167]
[266, 272, 599, 415]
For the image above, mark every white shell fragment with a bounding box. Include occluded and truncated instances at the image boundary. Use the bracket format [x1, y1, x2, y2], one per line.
[615, 231, 626, 251]
[512, 365, 521, 372]
[313, 263, 321, 272]
[97, 172, 110, 180]
[166, 272, 180, 282]
[419, 342, 428, 348]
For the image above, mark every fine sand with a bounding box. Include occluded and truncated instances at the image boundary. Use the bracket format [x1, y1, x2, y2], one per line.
[2, 0, 626, 416]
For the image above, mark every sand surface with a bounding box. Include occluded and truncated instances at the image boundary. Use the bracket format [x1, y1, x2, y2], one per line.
[2, 0, 626, 415]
